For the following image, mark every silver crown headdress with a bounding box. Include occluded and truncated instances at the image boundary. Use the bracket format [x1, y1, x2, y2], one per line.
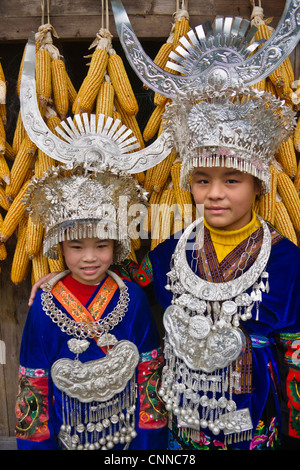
[23, 163, 148, 263]
[110, 0, 299, 193]
[19, 33, 175, 262]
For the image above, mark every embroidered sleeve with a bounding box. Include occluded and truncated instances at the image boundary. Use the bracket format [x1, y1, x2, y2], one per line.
[279, 333, 300, 440]
[112, 255, 153, 287]
[15, 367, 50, 442]
[137, 347, 167, 429]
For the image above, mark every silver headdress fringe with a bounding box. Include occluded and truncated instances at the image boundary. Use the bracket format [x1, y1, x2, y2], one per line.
[163, 86, 296, 193]
[23, 163, 148, 263]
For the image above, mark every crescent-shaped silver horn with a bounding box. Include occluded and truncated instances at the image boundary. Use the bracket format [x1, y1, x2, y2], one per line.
[111, 0, 300, 96]
[20, 33, 173, 173]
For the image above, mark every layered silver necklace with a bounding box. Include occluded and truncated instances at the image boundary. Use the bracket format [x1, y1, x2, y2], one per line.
[159, 216, 271, 445]
[41, 270, 139, 450]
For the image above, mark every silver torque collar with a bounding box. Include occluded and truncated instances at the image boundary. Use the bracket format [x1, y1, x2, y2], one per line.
[166, 216, 272, 301]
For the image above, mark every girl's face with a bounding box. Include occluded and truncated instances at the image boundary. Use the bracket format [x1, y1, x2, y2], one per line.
[191, 167, 260, 231]
[61, 238, 114, 285]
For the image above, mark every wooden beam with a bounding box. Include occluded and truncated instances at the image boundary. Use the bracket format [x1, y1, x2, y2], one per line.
[0, 0, 288, 41]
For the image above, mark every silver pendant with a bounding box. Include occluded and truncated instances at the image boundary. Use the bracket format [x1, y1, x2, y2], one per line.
[163, 304, 245, 373]
[51, 340, 139, 402]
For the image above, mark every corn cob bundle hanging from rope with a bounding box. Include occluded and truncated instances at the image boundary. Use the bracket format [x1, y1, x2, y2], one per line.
[151, 187, 176, 250]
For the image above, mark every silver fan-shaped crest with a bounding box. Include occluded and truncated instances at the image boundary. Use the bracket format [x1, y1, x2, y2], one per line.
[20, 34, 173, 172]
[111, 0, 300, 96]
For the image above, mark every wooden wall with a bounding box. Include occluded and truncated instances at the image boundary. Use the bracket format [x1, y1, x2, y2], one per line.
[0, 0, 299, 442]
[0, 0, 289, 41]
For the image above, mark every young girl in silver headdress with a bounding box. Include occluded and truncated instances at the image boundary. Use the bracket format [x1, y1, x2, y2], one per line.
[15, 165, 167, 450]
[29, 90, 300, 451]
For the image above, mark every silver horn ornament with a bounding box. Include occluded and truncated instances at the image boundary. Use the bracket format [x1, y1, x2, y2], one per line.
[20, 33, 173, 171]
[111, 0, 300, 95]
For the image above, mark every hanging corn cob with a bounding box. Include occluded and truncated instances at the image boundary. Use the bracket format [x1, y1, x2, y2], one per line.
[48, 245, 65, 273]
[294, 160, 300, 193]
[0, 179, 30, 243]
[72, 29, 111, 115]
[11, 215, 30, 284]
[258, 165, 278, 225]
[171, 160, 194, 225]
[277, 170, 300, 232]
[108, 52, 138, 116]
[274, 198, 298, 245]
[0, 185, 10, 211]
[51, 58, 69, 120]
[26, 215, 44, 260]
[96, 78, 115, 118]
[0, 213, 7, 261]
[31, 246, 50, 285]
[151, 187, 176, 250]
[275, 137, 297, 178]
[5, 135, 37, 202]
[294, 116, 300, 153]
[150, 149, 177, 194]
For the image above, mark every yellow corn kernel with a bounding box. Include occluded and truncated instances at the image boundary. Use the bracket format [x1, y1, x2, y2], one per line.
[16, 44, 27, 97]
[66, 72, 77, 105]
[294, 160, 300, 193]
[0, 213, 7, 261]
[276, 137, 297, 178]
[151, 150, 177, 193]
[294, 117, 300, 153]
[96, 81, 115, 118]
[48, 244, 65, 273]
[51, 58, 69, 120]
[151, 188, 176, 250]
[143, 183, 168, 234]
[251, 78, 266, 92]
[154, 42, 173, 69]
[0, 184, 10, 211]
[0, 104, 7, 127]
[143, 105, 165, 142]
[46, 113, 63, 138]
[108, 53, 138, 116]
[0, 153, 10, 185]
[0, 179, 30, 242]
[5, 135, 36, 202]
[5, 141, 15, 161]
[35, 48, 52, 108]
[11, 216, 30, 284]
[73, 48, 108, 115]
[26, 215, 44, 259]
[171, 161, 193, 223]
[34, 148, 54, 178]
[258, 166, 278, 225]
[12, 111, 26, 154]
[32, 247, 50, 285]
[173, 16, 190, 49]
[274, 200, 298, 245]
[277, 171, 300, 231]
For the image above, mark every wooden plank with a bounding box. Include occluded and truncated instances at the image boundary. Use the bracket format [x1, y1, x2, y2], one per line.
[0, 0, 288, 41]
[0, 239, 30, 437]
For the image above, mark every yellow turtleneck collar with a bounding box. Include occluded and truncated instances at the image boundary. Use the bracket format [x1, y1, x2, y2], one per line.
[204, 211, 261, 263]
